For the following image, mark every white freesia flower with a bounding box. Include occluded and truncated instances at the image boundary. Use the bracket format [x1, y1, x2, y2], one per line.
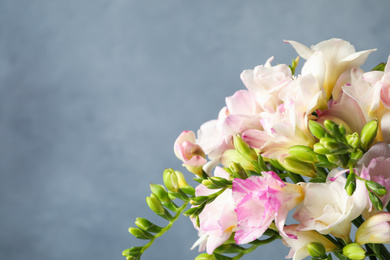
[293, 170, 368, 242]
[286, 38, 376, 100]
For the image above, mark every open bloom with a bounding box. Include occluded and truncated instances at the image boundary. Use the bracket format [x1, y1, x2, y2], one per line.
[174, 130, 207, 175]
[355, 212, 390, 245]
[293, 170, 367, 242]
[286, 38, 375, 100]
[282, 224, 338, 260]
[191, 167, 237, 254]
[357, 142, 390, 215]
[232, 171, 304, 244]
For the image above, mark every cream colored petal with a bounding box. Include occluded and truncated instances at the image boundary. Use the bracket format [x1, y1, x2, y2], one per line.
[285, 40, 314, 60]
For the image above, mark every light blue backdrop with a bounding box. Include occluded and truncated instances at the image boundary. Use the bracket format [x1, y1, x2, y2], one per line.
[1, 1, 390, 259]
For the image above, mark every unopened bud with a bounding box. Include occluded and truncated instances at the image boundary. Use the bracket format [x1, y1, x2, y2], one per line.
[128, 227, 154, 240]
[324, 120, 343, 138]
[279, 155, 316, 177]
[288, 145, 318, 163]
[345, 173, 356, 196]
[350, 149, 363, 161]
[369, 192, 384, 211]
[313, 143, 331, 154]
[346, 132, 360, 149]
[342, 243, 366, 260]
[320, 138, 349, 154]
[307, 242, 326, 258]
[366, 181, 387, 196]
[122, 247, 143, 258]
[233, 133, 258, 162]
[150, 184, 170, 203]
[146, 194, 165, 215]
[195, 253, 217, 260]
[228, 161, 248, 179]
[135, 218, 162, 233]
[309, 120, 327, 139]
[360, 120, 378, 151]
[163, 169, 179, 192]
[175, 171, 195, 195]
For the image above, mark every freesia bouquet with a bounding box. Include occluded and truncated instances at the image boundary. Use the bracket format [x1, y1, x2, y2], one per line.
[123, 38, 390, 260]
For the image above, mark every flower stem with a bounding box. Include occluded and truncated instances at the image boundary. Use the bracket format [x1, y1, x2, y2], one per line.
[140, 201, 188, 254]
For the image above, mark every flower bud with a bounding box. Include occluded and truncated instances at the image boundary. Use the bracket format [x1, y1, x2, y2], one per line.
[233, 133, 258, 162]
[221, 149, 255, 171]
[175, 170, 195, 195]
[313, 143, 331, 154]
[309, 120, 327, 139]
[228, 161, 248, 179]
[342, 243, 366, 260]
[350, 149, 363, 161]
[346, 132, 360, 149]
[368, 192, 384, 211]
[146, 194, 165, 214]
[307, 242, 326, 258]
[360, 120, 378, 151]
[365, 180, 387, 196]
[150, 184, 170, 203]
[195, 253, 217, 260]
[279, 155, 317, 177]
[163, 169, 179, 192]
[345, 173, 356, 196]
[320, 138, 349, 154]
[122, 247, 143, 258]
[288, 145, 319, 163]
[324, 120, 343, 138]
[128, 227, 154, 240]
[135, 218, 163, 233]
[356, 212, 390, 245]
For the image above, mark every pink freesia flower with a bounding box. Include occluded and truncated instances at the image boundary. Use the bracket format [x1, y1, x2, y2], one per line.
[286, 38, 375, 100]
[197, 90, 262, 165]
[243, 100, 315, 159]
[293, 170, 367, 242]
[240, 56, 293, 112]
[232, 171, 304, 244]
[174, 130, 207, 175]
[356, 212, 390, 245]
[357, 142, 390, 215]
[191, 167, 237, 254]
[282, 224, 338, 260]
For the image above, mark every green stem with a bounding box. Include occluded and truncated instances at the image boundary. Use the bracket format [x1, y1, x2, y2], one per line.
[231, 235, 281, 260]
[287, 171, 306, 184]
[140, 201, 188, 254]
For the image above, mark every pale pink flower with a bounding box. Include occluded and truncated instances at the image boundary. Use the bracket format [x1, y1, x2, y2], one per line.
[191, 167, 237, 254]
[240, 56, 293, 112]
[197, 90, 262, 164]
[282, 224, 338, 260]
[355, 212, 390, 245]
[174, 131, 207, 175]
[232, 171, 304, 244]
[293, 170, 367, 242]
[357, 142, 390, 215]
[242, 100, 315, 159]
[286, 38, 375, 100]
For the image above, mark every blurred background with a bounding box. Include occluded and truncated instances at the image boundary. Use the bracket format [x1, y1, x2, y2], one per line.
[1, 0, 390, 259]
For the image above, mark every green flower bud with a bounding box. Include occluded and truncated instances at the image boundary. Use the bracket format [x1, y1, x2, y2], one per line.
[163, 168, 179, 192]
[128, 227, 154, 240]
[190, 195, 209, 205]
[146, 194, 165, 215]
[324, 120, 343, 138]
[233, 133, 258, 162]
[288, 145, 319, 163]
[360, 120, 378, 151]
[326, 154, 341, 165]
[122, 247, 143, 257]
[309, 120, 327, 139]
[366, 181, 387, 196]
[307, 242, 327, 258]
[320, 138, 349, 154]
[313, 143, 331, 154]
[346, 132, 360, 149]
[279, 155, 317, 177]
[135, 218, 163, 233]
[150, 184, 170, 203]
[195, 253, 217, 260]
[175, 170, 195, 195]
[369, 192, 384, 211]
[345, 173, 356, 196]
[342, 243, 366, 260]
[228, 161, 248, 179]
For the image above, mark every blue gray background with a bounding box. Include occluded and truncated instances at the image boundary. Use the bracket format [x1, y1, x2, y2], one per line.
[1, 1, 390, 259]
